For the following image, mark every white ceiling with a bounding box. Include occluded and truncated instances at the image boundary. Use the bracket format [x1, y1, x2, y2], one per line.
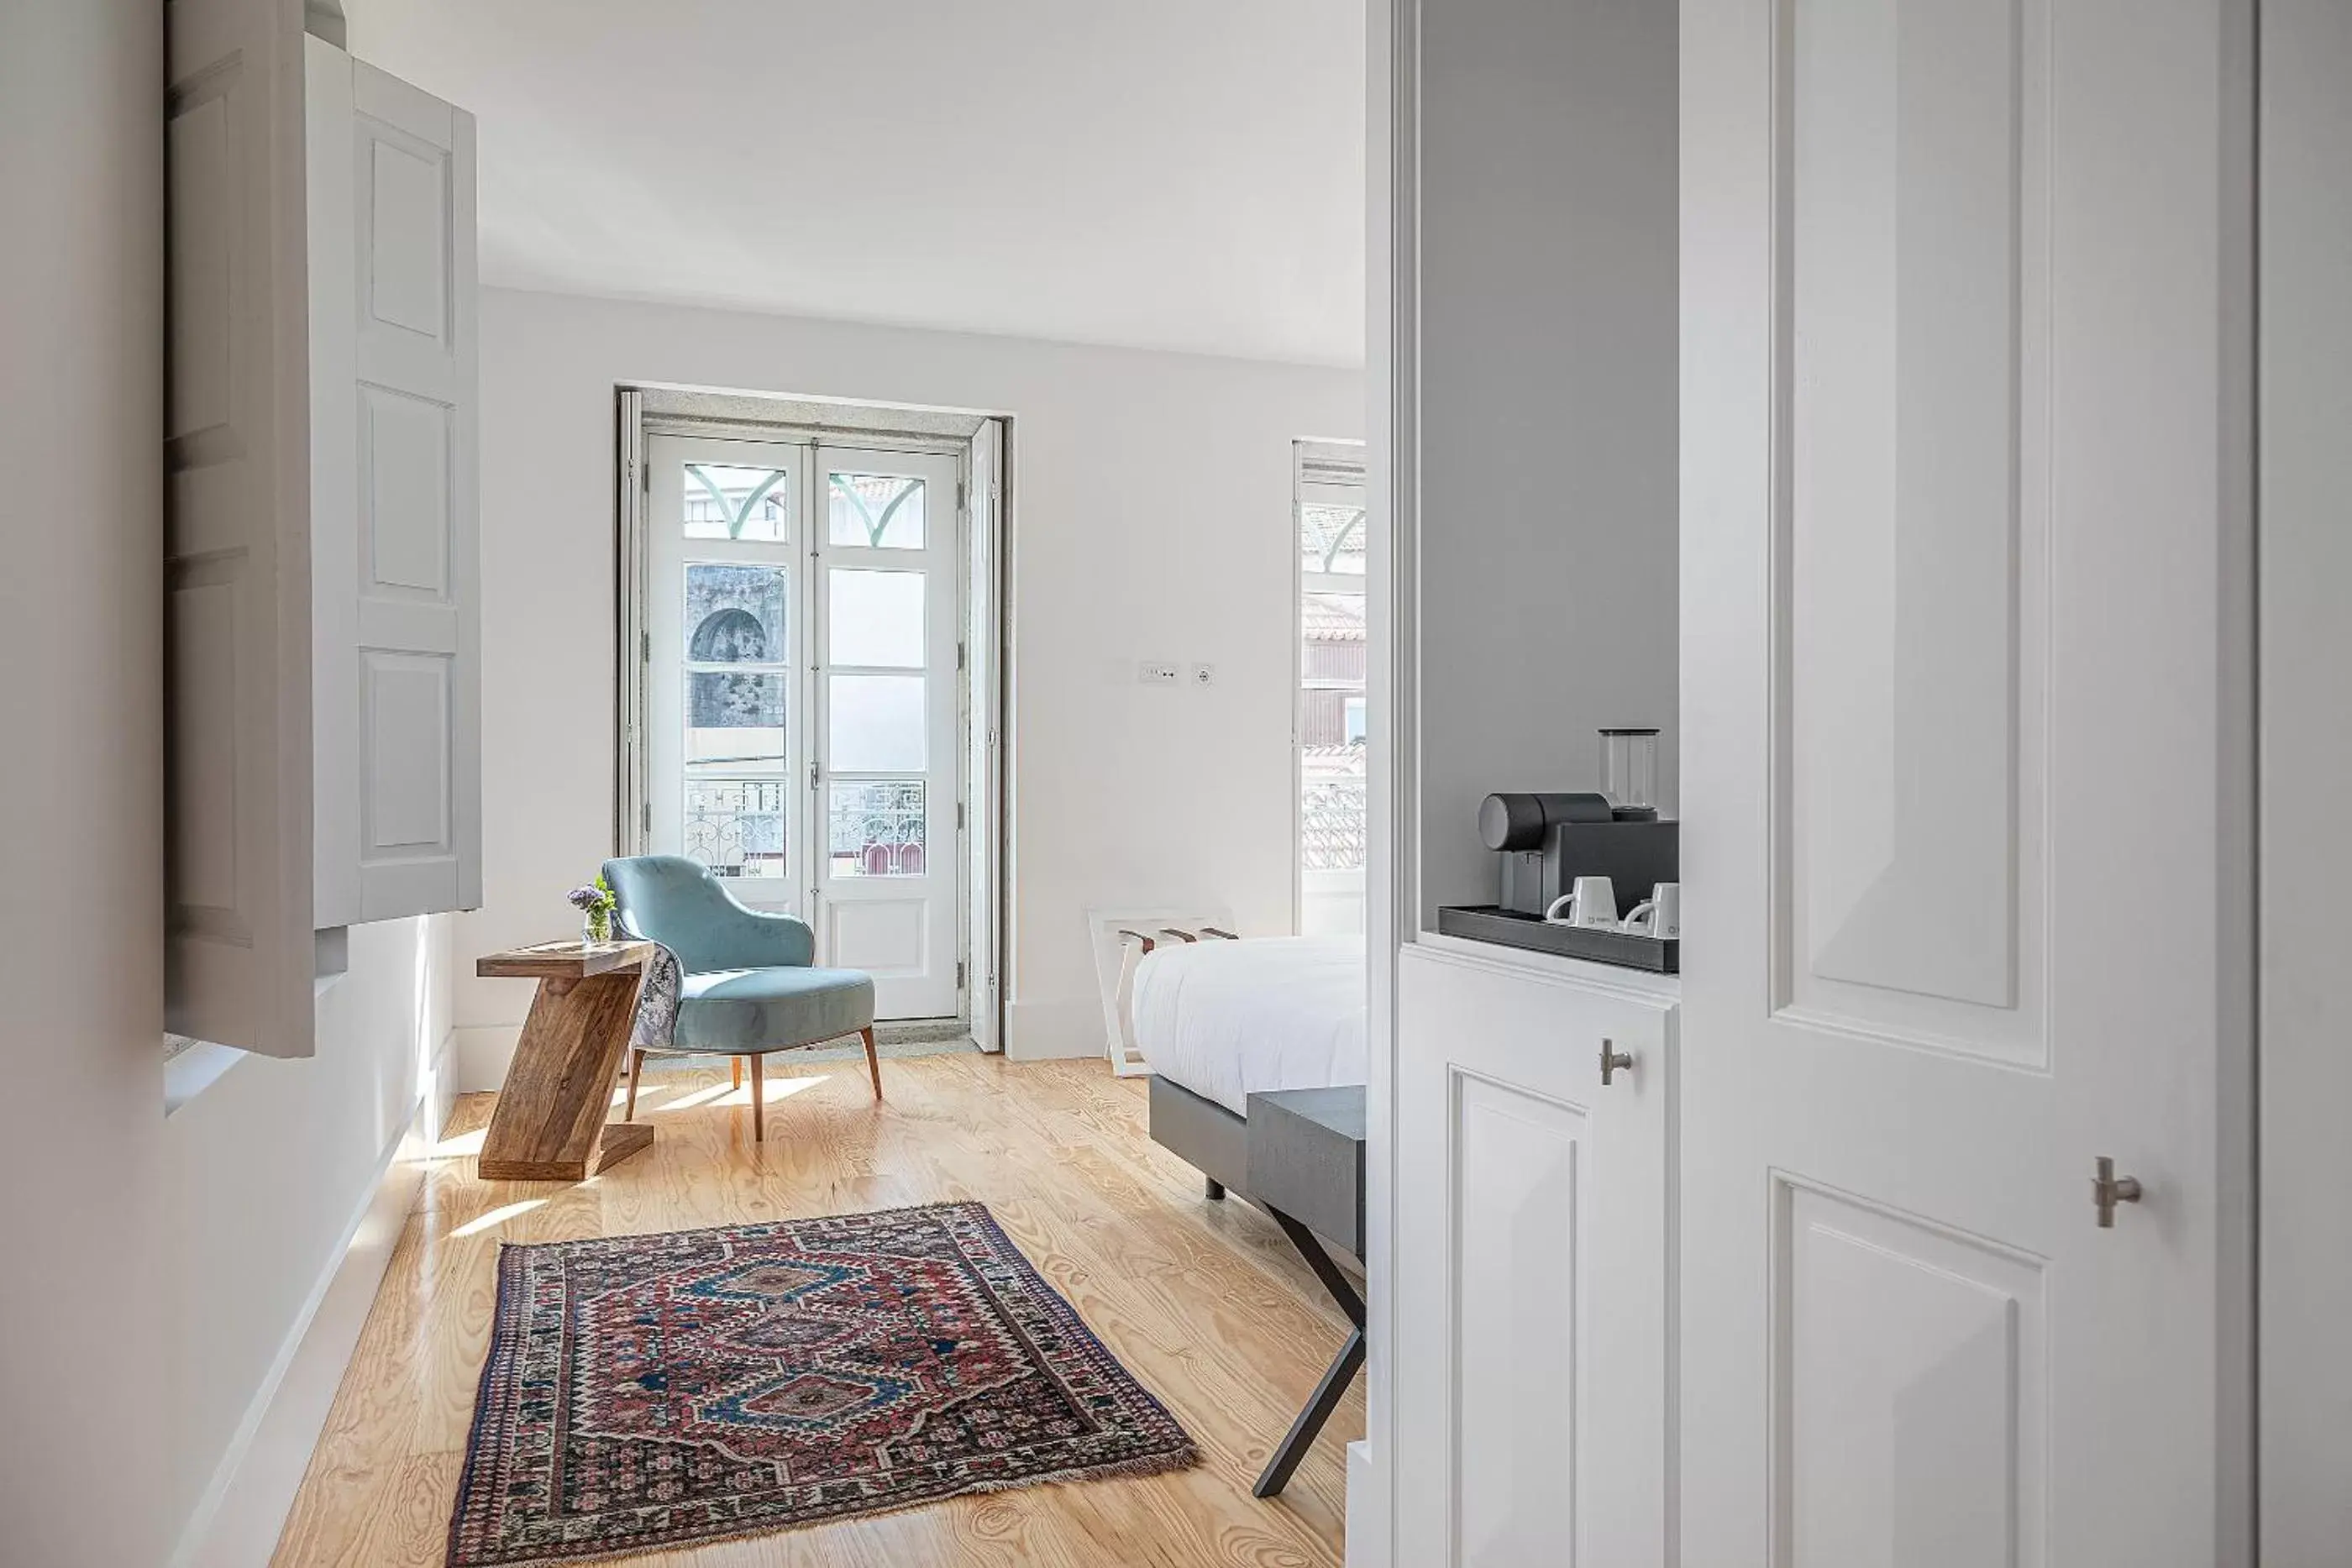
[345, 1, 1367, 367]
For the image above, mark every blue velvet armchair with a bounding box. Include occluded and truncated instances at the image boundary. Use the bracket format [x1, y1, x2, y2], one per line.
[601, 855, 880, 1140]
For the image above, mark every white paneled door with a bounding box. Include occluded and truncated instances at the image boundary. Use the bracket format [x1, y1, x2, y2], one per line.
[646, 438, 963, 1020]
[1680, 2, 2247, 1565]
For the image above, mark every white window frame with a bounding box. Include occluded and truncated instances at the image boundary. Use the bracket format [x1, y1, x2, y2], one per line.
[1293, 438, 1370, 933]
[616, 394, 1011, 1038]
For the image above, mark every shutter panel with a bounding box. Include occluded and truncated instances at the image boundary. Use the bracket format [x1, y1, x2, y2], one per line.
[963, 419, 1002, 1051]
[307, 39, 481, 926]
[166, 0, 317, 1057]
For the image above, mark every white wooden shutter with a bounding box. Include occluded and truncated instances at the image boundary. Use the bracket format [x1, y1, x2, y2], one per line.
[963, 419, 1002, 1051]
[166, 0, 317, 1057]
[307, 38, 481, 926]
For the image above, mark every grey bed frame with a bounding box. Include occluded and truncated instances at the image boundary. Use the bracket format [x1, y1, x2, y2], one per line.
[1147, 1072, 1250, 1202]
[1146, 1071, 1365, 1497]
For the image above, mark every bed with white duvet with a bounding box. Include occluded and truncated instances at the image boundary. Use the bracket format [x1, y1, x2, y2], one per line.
[1131, 935, 1368, 1115]
[1130, 932, 1367, 1214]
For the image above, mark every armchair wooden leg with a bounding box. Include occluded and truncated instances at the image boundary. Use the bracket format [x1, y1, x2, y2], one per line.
[624, 1048, 645, 1121]
[731, 1057, 743, 1091]
[860, 1026, 884, 1101]
[749, 1057, 764, 1142]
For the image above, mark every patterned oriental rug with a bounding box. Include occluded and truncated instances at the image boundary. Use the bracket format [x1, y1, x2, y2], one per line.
[446, 1204, 1197, 1565]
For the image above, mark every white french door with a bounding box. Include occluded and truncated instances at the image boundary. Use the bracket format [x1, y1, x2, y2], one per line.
[1680, 3, 2246, 1565]
[644, 437, 963, 1020]
[648, 437, 806, 915]
[811, 447, 962, 1019]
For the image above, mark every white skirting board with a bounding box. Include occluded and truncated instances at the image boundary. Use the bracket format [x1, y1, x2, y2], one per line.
[1346, 1439, 1386, 1568]
[167, 1034, 454, 1568]
[1001, 994, 1109, 1061]
[453, 1020, 524, 1093]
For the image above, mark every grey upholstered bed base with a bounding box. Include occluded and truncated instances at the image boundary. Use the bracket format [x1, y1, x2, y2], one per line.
[1147, 1073, 1250, 1200]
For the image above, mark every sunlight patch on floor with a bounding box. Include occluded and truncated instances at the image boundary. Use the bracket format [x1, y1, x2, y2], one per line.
[428, 1126, 487, 1159]
[450, 1198, 546, 1239]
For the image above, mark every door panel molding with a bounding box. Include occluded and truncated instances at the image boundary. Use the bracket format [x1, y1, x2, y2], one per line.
[1771, 0, 2050, 1065]
[1769, 1171, 2046, 1567]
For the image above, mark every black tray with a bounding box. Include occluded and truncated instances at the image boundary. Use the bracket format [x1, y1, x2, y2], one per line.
[1435, 905, 1679, 974]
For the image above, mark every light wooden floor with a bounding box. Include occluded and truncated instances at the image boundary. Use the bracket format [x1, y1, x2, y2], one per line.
[271, 1054, 1362, 1567]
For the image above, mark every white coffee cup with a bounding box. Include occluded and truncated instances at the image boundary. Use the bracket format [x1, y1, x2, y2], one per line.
[1622, 882, 1681, 940]
[1543, 876, 1617, 929]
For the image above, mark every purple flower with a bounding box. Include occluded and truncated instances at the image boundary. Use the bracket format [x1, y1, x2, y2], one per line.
[565, 885, 601, 911]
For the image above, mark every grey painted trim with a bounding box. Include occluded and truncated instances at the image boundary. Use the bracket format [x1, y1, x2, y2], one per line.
[1362, 0, 1417, 1559]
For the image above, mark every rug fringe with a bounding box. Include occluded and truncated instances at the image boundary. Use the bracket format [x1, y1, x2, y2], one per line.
[453, 1445, 1203, 1567]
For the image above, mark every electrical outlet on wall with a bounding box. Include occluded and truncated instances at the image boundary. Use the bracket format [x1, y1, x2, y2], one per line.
[1189, 663, 1216, 687]
[1137, 661, 1180, 685]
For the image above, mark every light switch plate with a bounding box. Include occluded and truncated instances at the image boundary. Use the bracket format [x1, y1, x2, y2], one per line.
[1137, 660, 1180, 685]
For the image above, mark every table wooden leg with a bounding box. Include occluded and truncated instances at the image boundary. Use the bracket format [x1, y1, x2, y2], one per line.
[479, 972, 654, 1181]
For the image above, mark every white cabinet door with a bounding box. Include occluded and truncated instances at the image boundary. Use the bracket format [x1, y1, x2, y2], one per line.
[1394, 942, 1677, 1566]
[1679, 0, 2248, 1562]
[308, 39, 481, 927]
[165, 0, 318, 1056]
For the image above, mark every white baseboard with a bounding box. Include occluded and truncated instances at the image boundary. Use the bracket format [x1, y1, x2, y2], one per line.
[1345, 1440, 1388, 1568]
[167, 1030, 452, 1568]
[1003, 994, 1110, 1061]
[452, 1021, 523, 1093]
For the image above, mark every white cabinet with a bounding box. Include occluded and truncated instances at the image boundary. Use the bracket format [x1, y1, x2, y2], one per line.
[1393, 938, 1678, 1567]
[166, 0, 480, 1058]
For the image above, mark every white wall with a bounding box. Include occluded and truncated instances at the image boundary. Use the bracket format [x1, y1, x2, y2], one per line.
[1, 5, 169, 1563]
[162, 916, 453, 1557]
[454, 289, 1362, 1079]
[1, 9, 456, 1562]
[1414, 0, 1680, 921]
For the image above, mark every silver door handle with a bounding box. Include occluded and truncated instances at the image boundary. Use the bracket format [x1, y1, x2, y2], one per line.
[2092, 1156, 2143, 1228]
[1599, 1040, 1634, 1087]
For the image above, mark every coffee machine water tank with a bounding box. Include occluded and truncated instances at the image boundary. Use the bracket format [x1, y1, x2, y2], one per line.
[1599, 727, 1661, 821]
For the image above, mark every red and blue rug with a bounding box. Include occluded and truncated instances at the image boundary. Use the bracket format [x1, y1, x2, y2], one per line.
[446, 1203, 1196, 1565]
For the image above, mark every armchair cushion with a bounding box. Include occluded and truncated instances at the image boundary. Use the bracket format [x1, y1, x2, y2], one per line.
[673, 966, 877, 1054]
[602, 855, 816, 974]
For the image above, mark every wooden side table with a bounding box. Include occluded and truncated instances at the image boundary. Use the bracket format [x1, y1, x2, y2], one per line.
[475, 940, 658, 1181]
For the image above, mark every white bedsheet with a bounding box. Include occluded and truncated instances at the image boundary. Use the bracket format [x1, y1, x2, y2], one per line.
[1132, 935, 1367, 1118]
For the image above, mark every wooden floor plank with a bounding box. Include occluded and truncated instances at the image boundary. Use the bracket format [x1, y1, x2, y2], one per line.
[270, 1056, 1358, 1566]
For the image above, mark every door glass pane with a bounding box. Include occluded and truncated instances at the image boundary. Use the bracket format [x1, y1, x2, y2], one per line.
[687, 672, 786, 772]
[828, 674, 926, 772]
[683, 463, 791, 543]
[828, 472, 926, 548]
[828, 568, 925, 668]
[686, 778, 787, 879]
[1299, 501, 1368, 575]
[1300, 590, 1368, 873]
[828, 780, 927, 878]
[685, 564, 787, 662]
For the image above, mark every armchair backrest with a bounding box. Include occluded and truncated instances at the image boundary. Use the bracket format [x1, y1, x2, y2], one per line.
[601, 855, 816, 974]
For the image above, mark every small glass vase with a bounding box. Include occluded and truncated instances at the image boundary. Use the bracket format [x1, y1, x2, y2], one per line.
[582, 912, 609, 946]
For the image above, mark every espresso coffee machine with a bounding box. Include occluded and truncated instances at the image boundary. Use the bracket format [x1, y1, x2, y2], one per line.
[1478, 729, 1677, 918]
